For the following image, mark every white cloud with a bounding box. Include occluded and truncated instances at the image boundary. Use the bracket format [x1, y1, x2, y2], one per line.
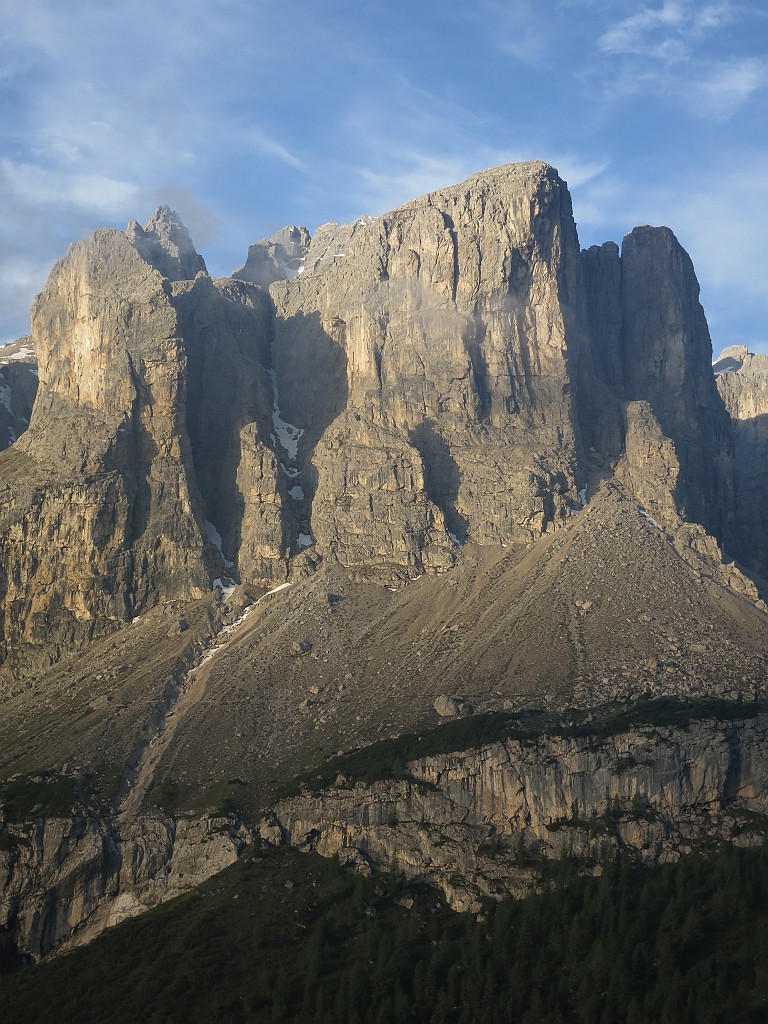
[0, 159, 141, 215]
[598, 2, 736, 59]
[682, 58, 768, 121]
[243, 129, 306, 171]
[469, 0, 560, 66]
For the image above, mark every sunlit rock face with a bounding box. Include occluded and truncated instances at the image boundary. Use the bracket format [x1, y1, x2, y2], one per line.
[271, 162, 590, 572]
[0, 228, 209, 672]
[0, 215, 286, 674]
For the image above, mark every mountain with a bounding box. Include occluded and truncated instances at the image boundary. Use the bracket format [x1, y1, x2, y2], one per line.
[1, 162, 767, 971]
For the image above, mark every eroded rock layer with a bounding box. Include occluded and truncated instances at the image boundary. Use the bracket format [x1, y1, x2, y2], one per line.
[273, 713, 768, 912]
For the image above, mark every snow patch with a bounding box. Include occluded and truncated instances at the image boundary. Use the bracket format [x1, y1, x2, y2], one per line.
[204, 519, 235, 568]
[447, 531, 463, 547]
[212, 577, 237, 600]
[297, 532, 314, 549]
[0, 344, 34, 365]
[639, 509, 659, 529]
[288, 485, 305, 500]
[579, 486, 588, 508]
[268, 368, 303, 459]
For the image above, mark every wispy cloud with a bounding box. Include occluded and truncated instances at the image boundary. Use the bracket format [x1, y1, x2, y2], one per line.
[683, 58, 768, 120]
[0, 159, 140, 214]
[243, 129, 306, 171]
[598, 2, 735, 60]
[467, 0, 561, 67]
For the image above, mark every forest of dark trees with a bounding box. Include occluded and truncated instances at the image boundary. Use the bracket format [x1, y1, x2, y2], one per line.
[1, 841, 766, 1023]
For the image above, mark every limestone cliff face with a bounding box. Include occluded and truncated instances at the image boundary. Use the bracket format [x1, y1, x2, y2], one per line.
[271, 162, 588, 572]
[273, 714, 768, 912]
[0, 165, 759, 672]
[0, 229, 209, 673]
[0, 812, 251, 961]
[715, 347, 768, 580]
[171, 274, 290, 582]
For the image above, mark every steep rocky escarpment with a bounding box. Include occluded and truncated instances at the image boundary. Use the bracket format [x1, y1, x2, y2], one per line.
[0, 228, 209, 674]
[0, 164, 756, 675]
[171, 274, 290, 582]
[271, 162, 588, 573]
[0, 810, 251, 962]
[272, 711, 768, 912]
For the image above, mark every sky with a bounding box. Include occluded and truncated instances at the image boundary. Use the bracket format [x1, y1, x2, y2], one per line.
[0, 0, 766, 354]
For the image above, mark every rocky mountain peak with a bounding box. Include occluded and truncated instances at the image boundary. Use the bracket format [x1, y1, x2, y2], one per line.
[233, 224, 310, 287]
[126, 206, 207, 281]
[714, 345, 765, 377]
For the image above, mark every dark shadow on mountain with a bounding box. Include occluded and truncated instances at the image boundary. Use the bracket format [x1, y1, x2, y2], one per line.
[725, 412, 768, 587]
[271, 309, 349, 509]
[409, 420, 468, 542]
[176, 277, 276, 567]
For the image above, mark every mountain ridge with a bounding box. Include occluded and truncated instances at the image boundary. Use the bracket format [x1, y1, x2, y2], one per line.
[1, 161, 768, 966]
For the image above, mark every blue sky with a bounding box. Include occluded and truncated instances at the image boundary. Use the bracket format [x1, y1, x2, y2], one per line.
[1, 0, 766, 353]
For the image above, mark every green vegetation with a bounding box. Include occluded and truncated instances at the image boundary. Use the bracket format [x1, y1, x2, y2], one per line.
[1, 843, 767, 1023]
[286, 697, 768, 795]
[0, 771, 78, 823]
[146, 774, 250, 816]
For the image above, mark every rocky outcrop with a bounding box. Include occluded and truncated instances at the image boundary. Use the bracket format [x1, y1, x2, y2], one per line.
[715, 347, 768, 581]
[233, 226, 310, 287]
[615, 401, 758, 601]
[126, 207, 207, 282]
[273, 713, 768, 911]
[0, 812, 251, 961]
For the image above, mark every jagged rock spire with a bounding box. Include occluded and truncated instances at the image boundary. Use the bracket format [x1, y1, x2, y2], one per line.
[126, 206, 207, 281]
